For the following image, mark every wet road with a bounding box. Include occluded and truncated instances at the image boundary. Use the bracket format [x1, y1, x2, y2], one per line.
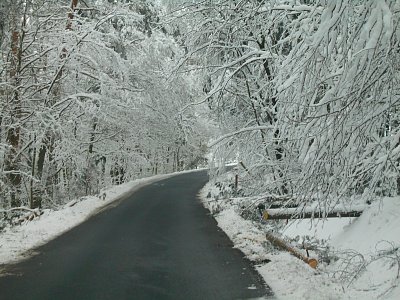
[0, 170, 272, 299]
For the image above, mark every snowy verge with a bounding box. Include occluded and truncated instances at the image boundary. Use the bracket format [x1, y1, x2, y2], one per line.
[199, 184, 346, 299]
[199, 181, 400, 299]
[0, 171, 194, 266]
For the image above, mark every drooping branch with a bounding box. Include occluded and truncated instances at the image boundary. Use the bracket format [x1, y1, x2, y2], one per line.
[208, 125, 274, 147]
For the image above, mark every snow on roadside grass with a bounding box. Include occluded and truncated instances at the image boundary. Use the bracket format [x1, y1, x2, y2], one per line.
[329, 197, 400, 299]
[200, 183, 346, 299]
[333, 197, 400, 255]
[200, 180, 400, 299]
[0, 173, 175, 266]
[256, 253, 345, 300]
[213, 206, 269, 262]
[283, 197, 400, 299]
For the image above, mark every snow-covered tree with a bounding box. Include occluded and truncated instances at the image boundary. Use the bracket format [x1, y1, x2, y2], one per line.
[0, 0, 209, 209]
[175, 0, 400, 207]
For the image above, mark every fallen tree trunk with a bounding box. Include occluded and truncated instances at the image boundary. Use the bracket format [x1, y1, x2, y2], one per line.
[262, 206, 365, 220]
[265, 232, 318, 269]
[0, 207, 40, 214]
[0, 207, 43, 225]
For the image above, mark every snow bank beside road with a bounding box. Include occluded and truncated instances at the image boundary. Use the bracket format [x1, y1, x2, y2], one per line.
[333, 197, 400, 254]
[200, 186, 346, 299]
[0, 173, 174, 266]
[200, 180, 400, 299]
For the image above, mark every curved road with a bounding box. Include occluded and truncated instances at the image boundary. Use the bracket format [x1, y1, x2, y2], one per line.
[0, 170, 272, 299]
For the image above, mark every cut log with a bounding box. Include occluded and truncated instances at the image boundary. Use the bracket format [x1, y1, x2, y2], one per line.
[268, 202, 298, 209]
[265, 232, 318, 269]
[262, 206, 365, 220]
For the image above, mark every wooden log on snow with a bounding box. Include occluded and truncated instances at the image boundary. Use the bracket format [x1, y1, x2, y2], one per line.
[0, 207, 43, 224]
[268, 202, 298, 209]
[265, 232, 318, 269]
[0, 207, 40, 214]
[262, 206, 365, 220]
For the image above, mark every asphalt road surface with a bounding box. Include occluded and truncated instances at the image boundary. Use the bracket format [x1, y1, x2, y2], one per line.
[0, 170, 273, 300]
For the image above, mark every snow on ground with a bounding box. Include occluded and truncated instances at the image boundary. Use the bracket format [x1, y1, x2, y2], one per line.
[1, 167, 399, 299]
[200, 181, 400, 299]
[0, 172, 180, 266]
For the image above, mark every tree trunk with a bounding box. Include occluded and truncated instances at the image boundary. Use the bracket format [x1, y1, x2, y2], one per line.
[85, 120, 97, 195]
[265, 232, 318, 269]
[4, 4, 26, 207]
[66, 0, 79, 30]
[262, 208, 364, 220]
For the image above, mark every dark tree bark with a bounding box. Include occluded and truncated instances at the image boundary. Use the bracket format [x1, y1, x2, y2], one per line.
[4, 3, 27, 207]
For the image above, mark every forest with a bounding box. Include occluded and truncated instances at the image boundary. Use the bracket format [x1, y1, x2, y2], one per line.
[175, 0, 399, 209]
[0, 0, 209, 210]
[0, 1, 399, 298]
[1, 0, 399, 213]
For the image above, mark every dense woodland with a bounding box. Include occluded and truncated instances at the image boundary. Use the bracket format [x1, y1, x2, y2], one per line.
[1, 0, 399, 211]
[0, 0, 209, 209]
[170, 0, 400, 209]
